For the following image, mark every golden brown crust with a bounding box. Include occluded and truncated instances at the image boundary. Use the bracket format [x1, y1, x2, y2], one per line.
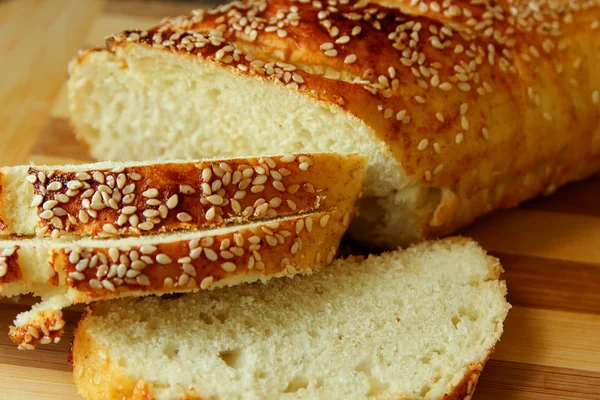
[441, 361, 484, 400]
[0, 245, 21, 284]
[2, 153, 365, 237]
[73, 0, 600, 241]
[8, 209, 351, 349]
[8, 309, 64, 350]
[57, 209, 349, 301]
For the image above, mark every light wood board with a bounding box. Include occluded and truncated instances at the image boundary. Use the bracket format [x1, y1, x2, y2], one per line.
[0, 0, 599, 399]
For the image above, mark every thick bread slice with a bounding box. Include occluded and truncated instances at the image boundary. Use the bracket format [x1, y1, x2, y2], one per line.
[0, 153, 365, 237]
[3, 210, 350, 349]
[68, 0, 600, 248]
[71, 237, 510, 400]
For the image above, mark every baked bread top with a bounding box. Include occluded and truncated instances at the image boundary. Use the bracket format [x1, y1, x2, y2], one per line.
[75, 0, 600, 195]
[0, 154, 365, 237]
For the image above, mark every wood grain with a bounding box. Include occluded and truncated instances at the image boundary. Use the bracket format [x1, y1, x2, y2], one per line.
[0, 0, 102, 166]
[1, 1, 600, 399]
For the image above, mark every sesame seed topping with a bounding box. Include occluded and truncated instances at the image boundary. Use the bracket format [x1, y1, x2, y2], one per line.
[439, 82, 452, 91]
[344, 54, 357, 64]
[417, 139, 429, 151]
[47, 181, 62, 191]
[324, 49, 338, 57]
[142, 188, 159, 198]
[156, 254, 172, 264]
[396, 110, 407, 121]
[166, 194, 178, 209]
[455, 133, 464, 144]
[31, 195, 44, 207]
[482, 127, 490, 140]
[461, 116, 470, 130]
[200, 276, 214, 289]
[592, 90, 599, 105]
[221, 262, 236, 272]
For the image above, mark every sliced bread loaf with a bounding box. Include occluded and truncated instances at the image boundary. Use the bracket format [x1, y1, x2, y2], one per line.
[4, 210, 350, 349]
[71, 237, 510, 400]
[68, 0, 600, 247]
[0, 153, 365, 237]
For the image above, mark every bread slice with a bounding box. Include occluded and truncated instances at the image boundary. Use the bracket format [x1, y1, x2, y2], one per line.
[68, 0, 600, 248]
[71, 237, 510, 400]
[0, 153, 365, 237]
[3, 210, 350, 349]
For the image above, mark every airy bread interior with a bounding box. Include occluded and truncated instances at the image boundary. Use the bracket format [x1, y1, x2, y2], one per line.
[79, 238, 509, 400]
[69, 46, 442, 247]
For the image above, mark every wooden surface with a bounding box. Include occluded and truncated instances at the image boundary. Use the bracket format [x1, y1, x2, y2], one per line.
[0, 0, 599, 399]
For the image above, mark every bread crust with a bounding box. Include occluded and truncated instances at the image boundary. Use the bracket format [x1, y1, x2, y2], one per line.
[69, 0, 600, 243]
[0, 153, 365, 237]
[5, 209, 351, 349]
[70, 237, 508, 400]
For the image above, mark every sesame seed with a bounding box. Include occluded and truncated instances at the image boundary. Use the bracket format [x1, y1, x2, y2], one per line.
[306, 217, 313, 232]
[69, 271, 85, 281]
[200, 276, 213, 289]
[592, 90, 599, 105]
[461, 116, 470, 130]
[273, 181, 285, 192]
[460, 103, 469, 115]
[138, 221, 154, 231]
[336, 35, 350, 44]
[457, 82, 471, 92]
[89, 279, 102, 290]
[206, 207, 216, 220]
[543, 112, 552, 121]
[455, 133, 464, 144]
[136, 275, 151, 286]
[207, 194, 224, 205]
[344, 54, 357, 64]
[122, 206, 137, 215]
[415, 96, 426, 104]
[47, 181, 62, 191]
[277, 29, 287, 38]
[417, 139, 429, 151]
[31, 195, 44, 207]
[320, 214, 330, 227]
[143, 209, 160, 218]
[280, 154, 295, 163]
[166, 194, 178, 209]
[482, 127, 490, 140]
[435, 112, 445, 122]
[324, 49, 338, 57]
[142, 188, 158, 198]
[39, 210, 54, 220]
[103, 224, 117, 234]
[156, 254, 172, 264]
[439, 82, 452, 91]
[221, 262, 236, 272]
[180, 184, 196, 194]
[396, 110, 407, 121]
[163, 277, 174, 288]
[177, 212, 192, 222]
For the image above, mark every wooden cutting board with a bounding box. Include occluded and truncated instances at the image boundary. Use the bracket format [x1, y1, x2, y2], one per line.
[1, 0, 599, 399]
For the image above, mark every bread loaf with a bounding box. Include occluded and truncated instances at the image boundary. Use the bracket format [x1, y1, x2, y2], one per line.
[3, 210, 351, 349]
[68, 0, 600, 247]
[0, 153, 365, 238]
[71, 237, 510, 400]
